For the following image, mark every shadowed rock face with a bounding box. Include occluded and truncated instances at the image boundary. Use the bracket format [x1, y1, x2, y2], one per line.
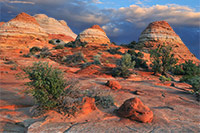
[34, 14, 77, 39]
[76, 25, 110, 44]
[138, 21, 199, 63]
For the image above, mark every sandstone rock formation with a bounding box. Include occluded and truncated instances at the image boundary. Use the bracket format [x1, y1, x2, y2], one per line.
[106, 80, 122, 90]
[0, 22, 5, 27]
[76, 25, 110, 44]
[81, 97, 97, 114]
[34, 14, 77, 42]
[138, 21, 199, 63]
[117, 97, 153, 123]
[0, 12, 48, 49]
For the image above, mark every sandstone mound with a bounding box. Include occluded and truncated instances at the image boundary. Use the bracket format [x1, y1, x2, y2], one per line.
[117, 97, 153, 123]
[138, 21, 199, 63]
[34, 14, 77, 41]
[106, 80, 122, 90]
[76, 25, 110, 44]
[0, 22, 5, 27]
[0, 12, 48, 49]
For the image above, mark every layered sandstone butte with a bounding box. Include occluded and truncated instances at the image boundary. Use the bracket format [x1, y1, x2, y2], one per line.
[0, 22, 5, 27]
[76, 25, 110, 44]
[34, 14, 77, 42]
[0, 12, 48, 49]
[138, 21, 199, 63]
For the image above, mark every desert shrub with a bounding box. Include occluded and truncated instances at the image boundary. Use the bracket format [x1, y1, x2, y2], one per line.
[81, 54, 101, 68]
[22, 53, 31, 58]
[171, 65, 185, 75]
[37, 51, 52, 58]
[84, 88, 114, 109]
[21, 62, 67, 110]
[65, 40, 88, 48]
[4, 60, 15, 64]
[101, 44, 108, 46]
[159, 75, 171, 82]
[150, 45, 178, 75]
[54, 44, 64, 49]
[182, 60, 200, 76]
[127, 50, 148, 69]
[112, 53, 135, 78]
[30, 47, 41, 54]
[126, 41, 144, 50]
[111, 67, 132, 78]
[95, 95, 114, 109]
[36, 47, 52, 58]
[63, 52, 86, 65]
[107, 47, 122, 55]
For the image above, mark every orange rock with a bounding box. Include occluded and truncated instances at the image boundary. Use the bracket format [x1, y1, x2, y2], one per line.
[117, 97, 153, 123]
[81, 97, 97, 114]
[106, 80, 122, 90]
[138, 20, 199, 63]
[0, 22, 5, 27]
[76, 25, 110, 44]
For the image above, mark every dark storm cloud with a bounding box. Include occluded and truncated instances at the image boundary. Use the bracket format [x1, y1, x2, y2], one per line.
[0, 0, 199, 58]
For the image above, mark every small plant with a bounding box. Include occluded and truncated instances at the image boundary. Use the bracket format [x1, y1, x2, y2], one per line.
[107, 47, 122, 55]
[4, 60, 15, 64]
[84, 87, 114, 109]
[22, 53, 31, 58]
[54, 44, 64, 49]
[112, 53, 135, 78]
[65, 40, 88, 48]
[159, 75, 171, 82]
[37, 47, 52, 58]
[171, 65, 185, 75]
[63, 52, 86, 65]
[150, 45, 178, 75]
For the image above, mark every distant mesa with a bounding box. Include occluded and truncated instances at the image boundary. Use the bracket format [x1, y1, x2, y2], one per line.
[76, 25, 110, 44]
[138, 20, 199, 63]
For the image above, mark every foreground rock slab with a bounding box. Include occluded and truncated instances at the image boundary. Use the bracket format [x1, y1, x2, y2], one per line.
[117, 97, 153, 123]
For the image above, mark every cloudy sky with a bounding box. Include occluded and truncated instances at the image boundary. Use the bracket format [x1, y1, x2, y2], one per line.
[0, 0, 200, 58]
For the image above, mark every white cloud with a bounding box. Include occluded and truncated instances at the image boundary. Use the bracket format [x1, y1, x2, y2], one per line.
[7, 0, 35, 4]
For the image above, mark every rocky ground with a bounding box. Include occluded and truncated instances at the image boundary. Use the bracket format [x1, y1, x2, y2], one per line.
[0, 51, 199, 132]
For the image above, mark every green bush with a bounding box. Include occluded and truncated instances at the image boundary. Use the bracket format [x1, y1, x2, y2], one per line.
[65, 40, 88, 48]
[112, 53, 135, 78]
[22, 53, 31, 58]
[54, 44, 64, 49]
[126, 41, 144, 50]
[159, 75, 171, 82]
[171, 65, 185, 75]
[150, 45, 178, 75]
[107, 47, 122, 55]
[127, 50, 148, 69]
[36, 47, 52, 58]
[182, 60, 200, 76]
[63, 52, 86, 65]
[21, 62, 67, 110]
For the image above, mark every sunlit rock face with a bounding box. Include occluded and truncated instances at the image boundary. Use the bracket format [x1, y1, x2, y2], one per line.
[139, 21, 199, 63]
[34, 14, 77, 40]
[76, 25, 110, 44]
[0, 12, 48, 49]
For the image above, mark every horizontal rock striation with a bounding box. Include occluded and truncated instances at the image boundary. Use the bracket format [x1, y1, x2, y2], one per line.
[138, 21, 199, 63]
[76, 25, 110, 44]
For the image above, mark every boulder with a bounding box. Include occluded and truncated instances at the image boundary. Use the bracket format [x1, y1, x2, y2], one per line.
[106, 80, 122, 90]
[117, 97, 153, 123]
[81, 97, 97, 114]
